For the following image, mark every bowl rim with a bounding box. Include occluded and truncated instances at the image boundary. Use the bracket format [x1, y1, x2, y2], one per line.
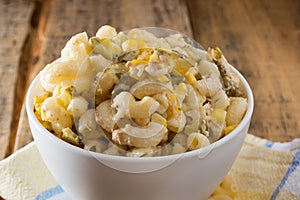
[26, 49, 254, 163]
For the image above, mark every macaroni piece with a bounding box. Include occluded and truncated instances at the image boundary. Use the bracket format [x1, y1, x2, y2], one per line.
[208, 175, 238, 200]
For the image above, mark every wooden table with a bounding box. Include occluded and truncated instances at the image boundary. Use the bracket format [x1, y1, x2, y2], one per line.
[1, 0, 299, 162]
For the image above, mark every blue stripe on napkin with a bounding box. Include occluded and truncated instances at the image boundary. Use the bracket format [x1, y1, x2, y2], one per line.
[271, 150, 300, 200]
[264, 141, 274, 148]
[35, 185, 64, 200]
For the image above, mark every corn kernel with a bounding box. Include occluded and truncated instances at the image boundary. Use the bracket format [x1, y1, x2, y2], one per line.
[167, 93, 179, 112]
[173, 56, 192, 75]
[130, 59, 148, 66]
[157, 75, 169, 82]
[56, 98, 67, 108]
[35, 103, 52, 131]
[85, 44, 93, 54]
[56, 87, 72, 108]
[175, 66, 190, 76]
[212, 108, 227, 123]
[186, 73, 197, 84]
[224, 124, 238, 135]
[151, 113, 167, 127]
[139, 49, 153, 61]
[57, 96, 71, 108]
[34, 95, 48, 104]
[191, 137, 199, 149]
[41, 121, 53, 131]
[34, 102, 42, 113]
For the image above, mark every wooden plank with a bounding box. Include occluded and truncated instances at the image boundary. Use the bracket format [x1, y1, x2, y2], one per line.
[242, 0, 300, 141]
[0, 0, 35, 159]
[14, 0, 193, 150]
[117, 0, 193, 36]
[12, 0, 53, 152]
[38, 0, 193, 66]
[13, 106, 33, 152]
[187, 0, 300, 141]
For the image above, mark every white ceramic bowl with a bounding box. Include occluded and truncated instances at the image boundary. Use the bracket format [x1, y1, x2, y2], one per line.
[26, 27, 254, 200]
[26, 62, 253, 200]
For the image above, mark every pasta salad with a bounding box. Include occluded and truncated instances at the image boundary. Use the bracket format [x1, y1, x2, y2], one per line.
[34, 25, 248, 157]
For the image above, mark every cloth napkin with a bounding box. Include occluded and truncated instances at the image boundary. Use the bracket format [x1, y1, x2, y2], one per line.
[0, 134, 299, 200]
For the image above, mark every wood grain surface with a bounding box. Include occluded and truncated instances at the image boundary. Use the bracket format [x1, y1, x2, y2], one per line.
[0, 0, 35, 159]
[0, 0, 299, 157]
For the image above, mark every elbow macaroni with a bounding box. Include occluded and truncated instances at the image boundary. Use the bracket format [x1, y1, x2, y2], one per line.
[34, 25, 248, 157]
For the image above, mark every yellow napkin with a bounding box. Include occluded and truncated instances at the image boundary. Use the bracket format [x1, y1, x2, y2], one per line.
[209, 134, 300, 200]
[1, 134, 299, 200]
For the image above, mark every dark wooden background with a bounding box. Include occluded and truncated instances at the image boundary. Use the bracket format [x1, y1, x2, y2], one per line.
[0, 0, 299, 160]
